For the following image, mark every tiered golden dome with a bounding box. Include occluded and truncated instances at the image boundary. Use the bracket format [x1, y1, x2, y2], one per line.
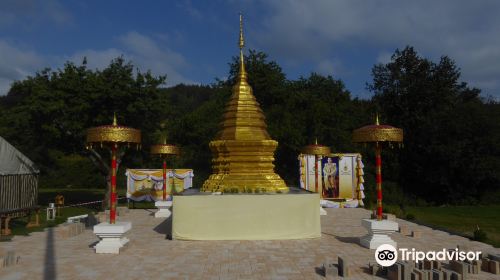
[202, 15, 288, 193]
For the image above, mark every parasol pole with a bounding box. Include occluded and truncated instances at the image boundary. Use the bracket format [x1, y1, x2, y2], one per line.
[163, 157, 167, 200]
[375, 142, 383, 220]
[110, 144, 118, 224]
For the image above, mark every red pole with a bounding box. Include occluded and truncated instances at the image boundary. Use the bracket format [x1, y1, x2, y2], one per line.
[315, 156, 319, 193]
[375, 143, 383, 220]
[163, 158, 167, 200]
[110, 144, 117, 224]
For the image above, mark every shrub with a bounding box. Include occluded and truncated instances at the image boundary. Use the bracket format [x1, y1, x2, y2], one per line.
[383, 204, 405, 218]
[473, 226, 487, 242]
[405, 213, 415, 220]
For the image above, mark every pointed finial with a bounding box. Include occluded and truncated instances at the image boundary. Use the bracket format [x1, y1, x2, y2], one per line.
[239, 12, 244, 50]
[113, 112, 118, 126]
[375, 113, 380, 125]
[236, 13, 248, 81]
[315, 137, 318, 145]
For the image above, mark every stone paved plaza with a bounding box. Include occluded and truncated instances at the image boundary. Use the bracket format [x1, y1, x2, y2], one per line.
[1, 208, 499, 279]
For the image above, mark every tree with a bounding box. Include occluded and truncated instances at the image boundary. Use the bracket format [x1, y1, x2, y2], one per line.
[369, 46, 500, 204]
[0, 57, 168, 207]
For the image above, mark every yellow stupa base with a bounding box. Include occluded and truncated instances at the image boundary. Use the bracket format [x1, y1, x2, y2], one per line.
[202, 140, 288, 193]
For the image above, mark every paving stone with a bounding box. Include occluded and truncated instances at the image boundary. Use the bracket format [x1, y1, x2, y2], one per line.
[0, 208, 498, 280]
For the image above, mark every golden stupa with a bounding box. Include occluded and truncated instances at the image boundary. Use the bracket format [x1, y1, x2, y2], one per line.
[201, 15, 288, 193]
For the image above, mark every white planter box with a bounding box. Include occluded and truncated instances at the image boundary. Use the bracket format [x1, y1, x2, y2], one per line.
[359, 219, 398, 249]
[93, 221, 132, 254]
[154, 200, 173, 218]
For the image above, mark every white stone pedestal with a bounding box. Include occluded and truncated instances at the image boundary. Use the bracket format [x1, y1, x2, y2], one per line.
[154, 200, 172, 218]
[359, 219, 398, 249]
[93, 221, 131, 254]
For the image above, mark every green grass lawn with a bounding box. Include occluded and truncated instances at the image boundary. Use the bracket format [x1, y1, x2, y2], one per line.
[405, 205, 500, 248]
[1, 206, 96, 241]
[1, 188, 155, 241]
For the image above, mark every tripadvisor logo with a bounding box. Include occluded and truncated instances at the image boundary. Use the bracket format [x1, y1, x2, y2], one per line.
[375, 244, 398, 267]
[375, 244, 481, 267]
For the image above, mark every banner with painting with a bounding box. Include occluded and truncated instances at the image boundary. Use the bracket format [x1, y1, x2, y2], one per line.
[299, 153, 364, 201]
[126, 169, 194, 201]
[299, 154, 321, 192]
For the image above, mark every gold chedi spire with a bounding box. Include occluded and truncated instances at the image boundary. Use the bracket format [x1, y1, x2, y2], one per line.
[202, 14, 288, 193]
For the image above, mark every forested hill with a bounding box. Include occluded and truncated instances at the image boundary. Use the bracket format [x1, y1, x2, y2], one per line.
[0, 47, 499, 206]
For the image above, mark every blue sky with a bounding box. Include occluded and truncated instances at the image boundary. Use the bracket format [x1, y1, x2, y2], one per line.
[1, 0, 500, 100]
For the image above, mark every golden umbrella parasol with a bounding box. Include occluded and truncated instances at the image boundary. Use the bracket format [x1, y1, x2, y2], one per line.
[301, 139, 331, 194]
[86, 114, 141, 224]
[150, 137, 180, 200]
[352, 114, 403, 220]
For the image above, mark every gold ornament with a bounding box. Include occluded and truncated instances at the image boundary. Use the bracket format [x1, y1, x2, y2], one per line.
[86, 114, 141, 148]
[202, 14, 288, 193]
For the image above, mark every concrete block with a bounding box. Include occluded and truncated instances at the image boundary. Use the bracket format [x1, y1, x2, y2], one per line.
[441, 269, 458, 280]
[388, 263, 402, 280]
[449, 260, 469, 278]
[116, 206, 129, 216]
[432, 260, 442, 270]
[399, 225, 411, 235]
[338, 255, 351, 277]
[431, 269, 443, 280]
[55, 227, 69, 239]
[86, 213, 98, 227]
[488, 253, 500, 262]
[413, 268, 425, 280]
[386, 213, 396, 221]
[77, 222, 85, 234]
[97, 212, 108, 223]
[322, 263, 338, 277]
[489, 260, 500, 274]
[369, 262, 379, 275]
[5, 251, 15, 266]
[481, 258, 490, 271]
[412, 230, 422, 238]
[399, 261, 414, 280]
[424, 259, 433, 270]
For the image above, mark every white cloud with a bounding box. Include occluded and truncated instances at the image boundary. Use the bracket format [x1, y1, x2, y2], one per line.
[254, 0, 500, 96]
[0, 31, 194, 94]
[0, 40, 46, 95]
[67, 31, 193, 86]
[0, 0, 72, 29]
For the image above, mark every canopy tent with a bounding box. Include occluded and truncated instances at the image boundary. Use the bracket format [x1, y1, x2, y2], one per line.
[0, 136, 39, 175]
[0, 136, 39, 214]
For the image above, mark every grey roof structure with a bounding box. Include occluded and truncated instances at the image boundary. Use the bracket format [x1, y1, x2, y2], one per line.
[0, 136, 39, 175]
